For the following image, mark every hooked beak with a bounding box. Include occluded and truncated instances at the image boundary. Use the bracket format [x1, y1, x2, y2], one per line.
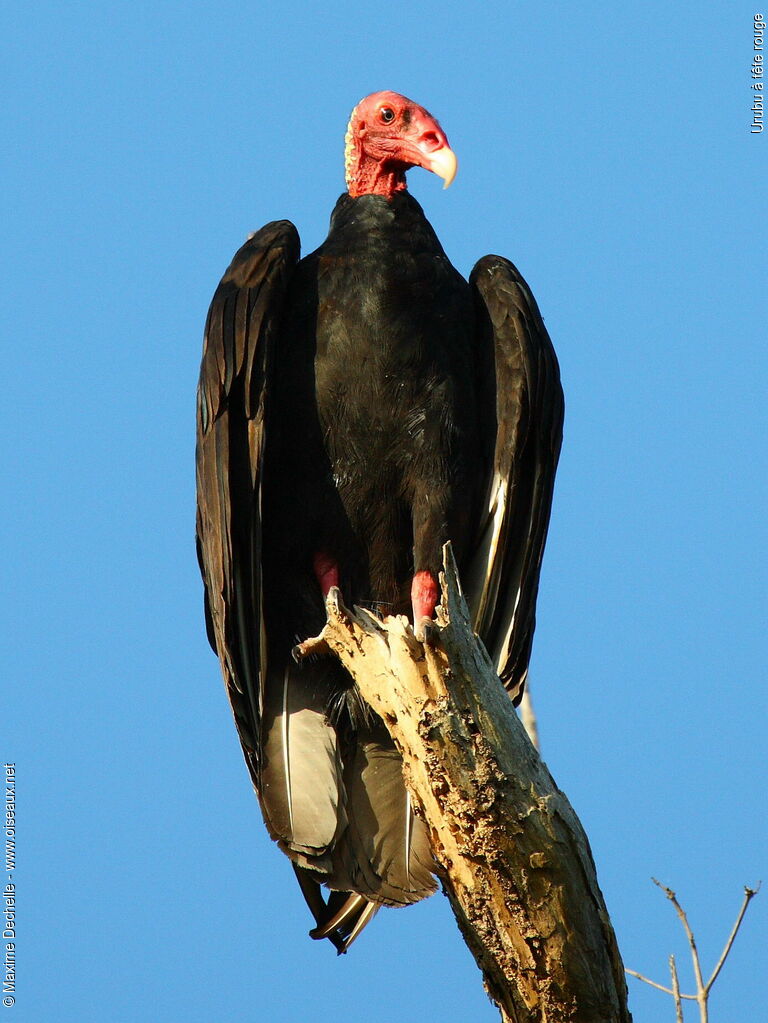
[425, 146, 458, 189]
[407, 125, 458, 189]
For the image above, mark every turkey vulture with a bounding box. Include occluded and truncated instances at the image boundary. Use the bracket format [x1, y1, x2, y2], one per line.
[196, 91, 563, 952]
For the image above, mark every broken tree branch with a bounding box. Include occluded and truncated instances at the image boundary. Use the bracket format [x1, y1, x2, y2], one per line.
[305, 544, 631, 1023]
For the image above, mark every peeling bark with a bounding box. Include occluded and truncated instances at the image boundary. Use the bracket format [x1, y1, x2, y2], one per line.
[306, 545, 631, 1022]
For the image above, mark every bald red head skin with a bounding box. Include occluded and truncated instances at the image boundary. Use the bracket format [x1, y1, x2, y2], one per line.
[345, 91, 457, 199]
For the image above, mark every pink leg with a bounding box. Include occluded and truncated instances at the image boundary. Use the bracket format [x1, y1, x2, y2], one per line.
[313, 551, 340, 598]
[411, 570, 439, 629]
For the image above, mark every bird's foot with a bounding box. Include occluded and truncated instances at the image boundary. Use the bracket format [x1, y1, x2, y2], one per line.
[414, 616, 440, 646]
[292, 586, 348, 661]
[292, 634, 330, 661]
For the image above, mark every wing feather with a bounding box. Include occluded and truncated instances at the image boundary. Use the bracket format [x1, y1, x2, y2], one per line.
[466, 255, 564, 704]
[195, 220, 300, 774]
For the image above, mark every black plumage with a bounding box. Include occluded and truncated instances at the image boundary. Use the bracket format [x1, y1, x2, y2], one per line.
[196, 107, 563, 952]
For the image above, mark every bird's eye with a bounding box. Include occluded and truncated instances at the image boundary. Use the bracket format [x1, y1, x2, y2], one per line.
[380, 107, 395, 124]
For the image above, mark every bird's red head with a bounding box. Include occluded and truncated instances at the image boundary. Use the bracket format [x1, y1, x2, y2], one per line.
[345, 91, 457, 199]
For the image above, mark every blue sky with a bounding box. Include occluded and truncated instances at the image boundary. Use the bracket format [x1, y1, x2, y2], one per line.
[3, 2, 765, 1020]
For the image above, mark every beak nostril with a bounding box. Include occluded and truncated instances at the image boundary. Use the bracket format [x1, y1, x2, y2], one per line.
[419, 131, 441, 152]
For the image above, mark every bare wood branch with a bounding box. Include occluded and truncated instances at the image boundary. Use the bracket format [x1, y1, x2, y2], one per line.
[628, 880, 761, 1023]
[308, 544, 631, 1022]
[624, 969, 676, 997]
[652, 879, 706, 1009]
[669, 955, 684, 1023]
[704, 883, 761, 993]
[624, 967, 697, 1001]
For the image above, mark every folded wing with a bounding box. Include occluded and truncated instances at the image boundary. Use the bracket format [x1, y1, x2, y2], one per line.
[467, 256, 564, 704]
[196, 220, 300, 780]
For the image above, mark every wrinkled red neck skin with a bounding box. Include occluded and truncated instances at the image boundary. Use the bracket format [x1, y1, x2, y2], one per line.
[348, 154, 409, 198]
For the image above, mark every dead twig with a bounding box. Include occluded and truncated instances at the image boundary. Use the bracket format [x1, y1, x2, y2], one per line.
[669, 955, 683, 1023]
[626, 880, 761, 1022]
[704, 883, 761, 993]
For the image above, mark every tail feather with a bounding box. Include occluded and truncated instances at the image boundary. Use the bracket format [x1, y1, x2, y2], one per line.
[258, 662, 436, 949]
[332, 728, 437, 905]
[293, 867, 379, 953]
[310, 891, 368, 939]
[259, 662, 346, 862]
[341, 900, 380, 951]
